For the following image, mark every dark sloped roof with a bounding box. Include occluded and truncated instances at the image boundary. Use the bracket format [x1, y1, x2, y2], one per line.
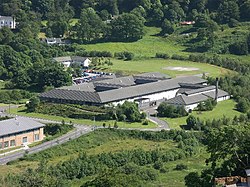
[0, 117, 45, 137]
[174, 76, 207, 84]
[203, 89, 230, 99]
[134, 72, 171, 79]
[166, 94, 209, 105]
[99, 79, 180, 103]
[95, 75, 135, 87]
[60, 83, 96, 92]
[184, 86, 216, 95]
[40, 89, 101, 103]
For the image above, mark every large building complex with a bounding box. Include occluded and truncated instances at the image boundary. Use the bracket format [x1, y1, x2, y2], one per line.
[40, 72, 230, 111]
[0, 117, 45, 150]
[0, 16, 16, 29]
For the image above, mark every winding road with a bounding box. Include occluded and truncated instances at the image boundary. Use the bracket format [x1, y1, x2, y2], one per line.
[0, 105, 170, 165]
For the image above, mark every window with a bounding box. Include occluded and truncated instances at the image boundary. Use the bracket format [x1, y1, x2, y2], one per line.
[10, 140, 15, 147]
[4, 141, 9, 148]
[34, 134, 39, 141]
[22, 137, 28, 143]
[0, 142, 2, 149]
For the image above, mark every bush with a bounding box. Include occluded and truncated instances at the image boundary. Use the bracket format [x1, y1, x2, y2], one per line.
[175, 164, 188, 170]
[157, 102, 188, 118]
[142, 120, 149, 126]
[114, 51, 134, 60]
[155, 53, 170, 59]
[171, 54, 187, 61]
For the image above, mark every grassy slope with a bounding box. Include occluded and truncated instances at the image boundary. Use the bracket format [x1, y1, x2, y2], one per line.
[0, 130, 208, 187]
[9, 106, 157, 129]
[80, 27, 188, 58]
[165, 99, 242, 129]
[100, 58, 232, 78]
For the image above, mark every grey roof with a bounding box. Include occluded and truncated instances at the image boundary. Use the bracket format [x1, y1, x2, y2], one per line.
[174, 76, 207, 84]
[40, 89, 101, 103]
[0, 16, 13, 20]
[60, 83, 96, 92]
[98, 79, 180, 103]
[0, 117, 45, 137]
[53, 56, 72, 62]
[203, 89, 230, 99]
[166, 94, 209, 105]
[40, 75, 209, 104]
[53, 56, 89, 63]
[95, 75, 135, 87]
[71, 56, 89, 62]
[184, 86, 215, 95]
[135, 72, 171, 79]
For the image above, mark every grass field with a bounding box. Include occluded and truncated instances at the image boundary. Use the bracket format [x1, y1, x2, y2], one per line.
[9, 106, 157, 129]
[165, 99, 242, 129]
[100, 58, 232, 77]
[80, 27, 188, 58]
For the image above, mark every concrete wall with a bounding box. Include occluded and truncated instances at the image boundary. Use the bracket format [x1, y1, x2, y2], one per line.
[0, 127, 44, 150]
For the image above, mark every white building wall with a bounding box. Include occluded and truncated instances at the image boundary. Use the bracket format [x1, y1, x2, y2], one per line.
[185, 103, 199, 111]
[217, 95, 230, 102]
[0, 16, 16, 29]
[110, 89, 179, 106]
[83, 59, 91, 67]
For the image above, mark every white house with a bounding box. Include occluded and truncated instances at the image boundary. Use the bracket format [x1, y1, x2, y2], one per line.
[0, 16, 16, 29]
[53, 56, 91, 68]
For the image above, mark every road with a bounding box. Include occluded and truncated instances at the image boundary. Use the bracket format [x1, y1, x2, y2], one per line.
[0, 124, 92, 165]
[0, 105, 170, 165]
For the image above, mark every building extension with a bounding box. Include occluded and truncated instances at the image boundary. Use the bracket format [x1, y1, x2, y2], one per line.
[53, 56, 91, 68]
[0, 117, 45, 150]
[40, 72, 230, 111]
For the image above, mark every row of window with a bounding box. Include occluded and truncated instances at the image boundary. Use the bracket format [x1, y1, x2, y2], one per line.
[0, 139, 16, 149]
[0, 134, 40, 149]
[0, 21, 13, 24]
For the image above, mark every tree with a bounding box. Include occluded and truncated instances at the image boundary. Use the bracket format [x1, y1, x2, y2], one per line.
[161, 19, 175, 35]
[75, 8, 105, 42]
[185, 172, 202, 187]
[110, 13, 145, 41]
[240, 0, 250, 21]
[217, 0, 240, 23]
[186, 115, 197, 129]
[48, 20, 68, 37]
[236, 98, 250, 113]
[229, 41, 248, 55]
[116, 101, 142, 122]
[26, 97, 40, 112]
[206, 125, 250, 175]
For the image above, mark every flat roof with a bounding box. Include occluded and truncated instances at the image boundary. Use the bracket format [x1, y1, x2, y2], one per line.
[0, 117, 45, 137]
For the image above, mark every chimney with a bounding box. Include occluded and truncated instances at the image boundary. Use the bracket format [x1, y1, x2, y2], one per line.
[215, 77, 219, 101]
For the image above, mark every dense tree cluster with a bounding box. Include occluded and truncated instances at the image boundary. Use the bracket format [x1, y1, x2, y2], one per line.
[157, 102, 188, 118]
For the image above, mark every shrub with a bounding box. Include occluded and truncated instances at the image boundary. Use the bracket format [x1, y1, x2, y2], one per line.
[114, 51, 134, 60]
[171, 54, 187, 61]
[175, 164, 188, 170]
[142, 120, 149, 125]
[155, 53, 170, 59]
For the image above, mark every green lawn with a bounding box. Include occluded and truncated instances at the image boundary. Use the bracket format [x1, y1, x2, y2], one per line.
[9, 106, 157, 129]
[80, 27, 188, 58]
[164, 99, 242, 129]
[101, 58, 232, 78]
[151, 150, 209, 187]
